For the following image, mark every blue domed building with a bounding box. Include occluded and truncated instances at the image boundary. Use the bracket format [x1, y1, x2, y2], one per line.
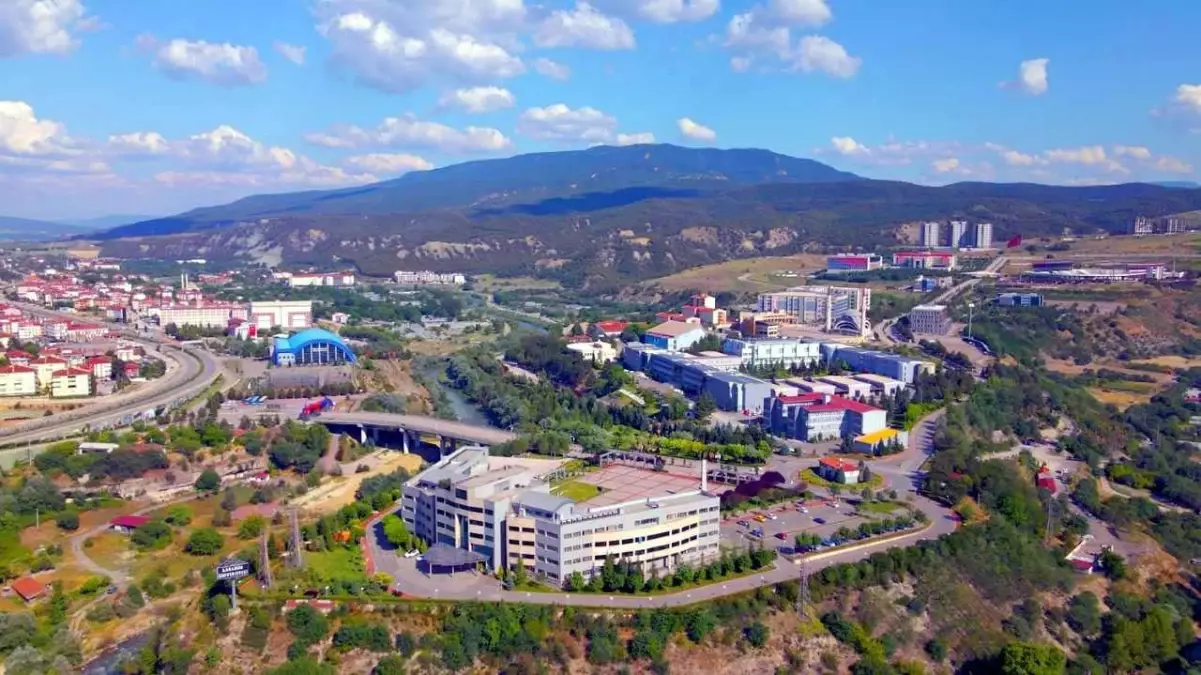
[271, 328, 357, 366]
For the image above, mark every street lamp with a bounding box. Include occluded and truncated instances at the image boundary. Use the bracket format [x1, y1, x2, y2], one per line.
[966, 303, 975, 340]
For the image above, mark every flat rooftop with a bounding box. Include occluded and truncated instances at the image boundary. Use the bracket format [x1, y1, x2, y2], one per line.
[572, 464, 726, 509]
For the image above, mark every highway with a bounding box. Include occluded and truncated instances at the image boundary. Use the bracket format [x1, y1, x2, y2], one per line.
[0, 301, 223, 458]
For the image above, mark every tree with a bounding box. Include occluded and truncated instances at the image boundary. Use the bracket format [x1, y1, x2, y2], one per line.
[184, 528, 224, 556]
[381, 514, 412, 550]
[999, 642, 1067, 675]
[1067, 592, 1101, 636]
[1096, 549, 1127, 580]
[238, 516, 265, 540]
[220, 488, 238, 512]
[195, 468, 220, 493]
[55, 512, 79, 531]
[165, 505, 192, 526]
[286, 604, 330, 645]
[374, 655, 407, 675]
[694, 392, 718, 421]
[268, 658, 335, 675]
[745, 622, 770, 648]
[131, 521, 173, 550]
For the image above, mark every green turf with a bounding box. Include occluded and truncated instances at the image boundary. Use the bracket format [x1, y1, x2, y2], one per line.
[305, 548, 366, 580]
[551, 480, 602, 503]
[856, 500, 903, 515]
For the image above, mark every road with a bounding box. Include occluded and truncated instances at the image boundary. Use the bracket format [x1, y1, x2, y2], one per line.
[0, 302, 222, 462]
[68, 495, 198, 588]
[368, 409, 957, 607]
[317, 411, 519, 447]
[874, 256, 1007, 345]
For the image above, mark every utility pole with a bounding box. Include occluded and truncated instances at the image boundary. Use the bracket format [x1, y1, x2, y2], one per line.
[289, 508, 304, 570]
[967, 302, 976, 340]
[259, 533, 272, 589]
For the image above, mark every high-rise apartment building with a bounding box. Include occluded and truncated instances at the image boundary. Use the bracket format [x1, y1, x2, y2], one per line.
[949, 220, 968, 248]
[974, 222, 994, 249]
[920, 222, 941, 247]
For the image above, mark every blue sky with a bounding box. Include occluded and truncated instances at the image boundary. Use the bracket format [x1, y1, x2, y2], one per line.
[1, 0, 1199, 220]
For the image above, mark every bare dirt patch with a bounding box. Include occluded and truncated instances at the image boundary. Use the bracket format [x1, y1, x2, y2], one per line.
[648, 254, 827, 292]
[292, 451, 422, 514]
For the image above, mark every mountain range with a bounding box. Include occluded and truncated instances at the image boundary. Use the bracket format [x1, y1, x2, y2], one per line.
[72, 144, 1201, 290]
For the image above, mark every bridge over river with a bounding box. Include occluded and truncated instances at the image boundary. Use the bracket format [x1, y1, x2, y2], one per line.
[315, 411, 517, 454]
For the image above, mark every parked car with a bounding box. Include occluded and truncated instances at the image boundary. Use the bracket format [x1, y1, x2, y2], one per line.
[774, 532, 787, 540]
[404, 549, 420, 559]
[737, 520, 750, 528]
[813, 517, 826, 524]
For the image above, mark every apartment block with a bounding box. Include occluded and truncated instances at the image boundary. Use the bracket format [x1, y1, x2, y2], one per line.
[920, 222, 941, 247]
[909, 305, 951, 335]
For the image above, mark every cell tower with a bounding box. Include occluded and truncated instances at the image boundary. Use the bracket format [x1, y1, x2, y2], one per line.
[288, 508, 305, 570]
[259, 533, 272, 588]
[797, 556, 811, 617]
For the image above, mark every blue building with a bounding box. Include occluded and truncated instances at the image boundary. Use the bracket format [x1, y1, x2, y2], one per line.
[704, 371, 774, 413]
[643, 320, 707, 352]
[272, 328, 357, 366]
[821, 345, 933, 384]
[997, 293, 1044, 307]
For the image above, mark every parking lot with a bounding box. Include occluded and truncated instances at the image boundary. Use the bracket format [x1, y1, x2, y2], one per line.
[720, 497, 898, 552]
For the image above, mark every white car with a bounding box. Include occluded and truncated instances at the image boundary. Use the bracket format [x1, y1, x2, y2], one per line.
[404, 549, 420, 559]
[768, 514, 778, 521]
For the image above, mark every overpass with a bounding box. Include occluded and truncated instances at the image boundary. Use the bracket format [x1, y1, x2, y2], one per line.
[315, 411, 517, 452]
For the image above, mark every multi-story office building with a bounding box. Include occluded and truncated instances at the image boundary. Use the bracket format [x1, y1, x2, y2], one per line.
[909, 305, 951, 335]
[402, 446, 722, 586]
[974, 222, 994, 249]
[394, 270, 467, 285]
[755, 286, 871, 337]
[764, 393, 887, 441]
[920, 222, 941, 248]
[643, 320, 707, 351]
[508, 489, 722, 585]
[997, 293, 1044, 307]
[948, 220, 968, 249]
[703, 371, 775, 413]
[821, 345, 935, 384]
[156, 303, 245, 328]
[815, 375, 873, 400]
[721, 337, 822, 370]
[401, 446, 550, 571]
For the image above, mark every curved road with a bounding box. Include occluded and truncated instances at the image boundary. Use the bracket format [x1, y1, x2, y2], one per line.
[368, 409, 957, 607]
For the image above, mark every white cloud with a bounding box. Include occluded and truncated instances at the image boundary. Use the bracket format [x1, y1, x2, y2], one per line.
[615, 132, 655, 145]
[1173, 84, 1201, 114]
[438, 86, 516, 114]
[274, 41, 307, 65]
[138, 36, 268, 86]
[1044, 145, 1110, 166]
[598, 0, 720, 23]
[0, 0, 88, 57]
[107, 132, 171, 156]
[829, 136, 869, 156]
[0, 100, 74, 156]
[532, 57, 571, 80]
[1001, 149, 1042, 166]
[796, 35, 859, 77]
[517, 104, 619, 143]
[305, 114, 513, 153]
[932, 158, 960, 173]
[767, 0, 832, 25]
[318, 3, 525, 93]
[1154, 156, 1193, 174]
[677, 117, 716, 142]
[535, 2, 635, 50]
[1005, 57, 1048, 95]
[1112, 145, 1151, 160]
[343, 153, 433, 174]
[722, 1, 856, 78]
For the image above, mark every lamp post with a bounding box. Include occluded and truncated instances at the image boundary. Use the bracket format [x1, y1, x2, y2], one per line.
[967, 302, 975, 340]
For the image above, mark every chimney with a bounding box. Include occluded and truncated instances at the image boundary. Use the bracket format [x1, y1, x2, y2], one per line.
[701, 458, 708, 492]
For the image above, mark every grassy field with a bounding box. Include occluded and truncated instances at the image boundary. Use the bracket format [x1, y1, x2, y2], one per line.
[306, 548, 366, 579]
[82, 531, 135, 570]
[292, 452, 424, 514]
[472, 274, 563, 292]
[800, 469, 884, 491]
[1130, 355, 1201, 370]
[1087, 387, 1153, 410]
[647, 254, 826, 292]
[550, 480, 602, 503]
[856, 500, 904, 515]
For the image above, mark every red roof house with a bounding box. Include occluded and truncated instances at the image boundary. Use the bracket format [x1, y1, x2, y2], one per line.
[10, 576, 47, 602]
[110, 514, 151, 533]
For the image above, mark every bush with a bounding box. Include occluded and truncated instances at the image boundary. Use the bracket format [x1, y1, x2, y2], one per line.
[131, 521, 173, 550]
[185, 528, 224, 556]
[55, 512, 79, 531]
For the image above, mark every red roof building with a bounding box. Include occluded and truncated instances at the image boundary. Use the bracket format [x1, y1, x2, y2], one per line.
[111, 515, 151, 533]
[589, 320, 629, 338]
[819, 457, 859, 472]
[10, 576, 47, 602]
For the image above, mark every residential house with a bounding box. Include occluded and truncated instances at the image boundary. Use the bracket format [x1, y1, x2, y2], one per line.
[588, 320, 628, 339]
[50, 368, 92, 398]
[10, 576, 47, 603]
[85, 356, 113, 380]
[29, 355, 67, 389]
[0, 365, 37, 397]
[565, 340, 618, 364]
[111, 515, 150, 534]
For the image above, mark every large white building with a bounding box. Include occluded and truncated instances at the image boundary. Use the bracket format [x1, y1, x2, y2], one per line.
[155, 303, 246, 329]
[401, 447, 721, 587]
[755, 286, 871, 337]
[920, 222, 941, 248]
[974, 222, 994, 249]
[394, 270, 466, 286]
[248, 300, 313, 331]
[721, 337, 822, 370]
[949, 220, 968, 248]
[0, 365, 37, 397]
